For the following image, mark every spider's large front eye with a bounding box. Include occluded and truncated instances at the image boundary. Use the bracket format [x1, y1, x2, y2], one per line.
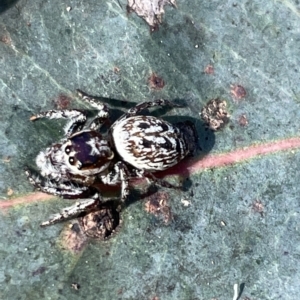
[69, 157, 75, 165]
[65, 146, 71, 154]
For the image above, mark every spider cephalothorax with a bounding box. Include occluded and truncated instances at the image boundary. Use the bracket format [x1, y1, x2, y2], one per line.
[36, 130, 114, 184]
[26, 90, 197, 227]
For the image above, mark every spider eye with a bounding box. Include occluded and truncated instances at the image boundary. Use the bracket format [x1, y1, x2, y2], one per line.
[69, 157, 75, 165]
[65, 146, 71, 154]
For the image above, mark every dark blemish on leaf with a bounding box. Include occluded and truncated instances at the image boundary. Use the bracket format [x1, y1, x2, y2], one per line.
[126, 4, 133, 14]
[113, 66, 120, 73]
[0, 35, 12, 46]
[144, 191, 172, 224]
[148, 72, 165, 90]
[238, 114, 248, 126]
[204, 64, 214, 75]
[78, 201, 121, 239]
[70, 223, 81, 234]
[230, 84, 247, 100]
[53, 94, 71, 109]
[117, 288, 123, 295]
[252, 199, 264, 217]
[150, 23, 159, 33]
[32, 266, 47, 276]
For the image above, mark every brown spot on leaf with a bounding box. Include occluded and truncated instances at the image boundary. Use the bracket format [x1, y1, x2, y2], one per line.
[252, 199, 264, 216]
[53, 94, 72, 109]
[230, 84, 247, 100]
[0, 35, 12, 46]
[150, 23, 160, 33]
[204, 64, 214, 75]
[59, 222, 89, 254]
[148, 72, 165, 90]
[79, 202, 121, 239]
[145, 191, 172, 223]
[32, 266, 47, 276]
[238, 114, 248, 127]
[113, 66, 120, 73]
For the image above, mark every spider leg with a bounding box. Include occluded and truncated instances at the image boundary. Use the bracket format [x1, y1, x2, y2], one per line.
[41, 194, 102, 227]
[122, 99, 182, 119]
[30, 109, 87, 137]
[25, 169, 90, 198]
[117, 162, 130, 202]
[76, 89, 110, 131]
[100, 162, 130, 202]
[134, 169, 181, 189]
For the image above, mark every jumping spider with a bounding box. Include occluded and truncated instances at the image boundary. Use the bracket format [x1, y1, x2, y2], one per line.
[26, 90, 197, 227]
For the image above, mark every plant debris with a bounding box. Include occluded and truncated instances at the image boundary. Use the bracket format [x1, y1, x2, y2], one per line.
[200, 99, 230, 131]
[127, 0, 177, 29]
[148, 72, 165, 90]
[145, 191, 172, 223]
[78, 201, 121, 239]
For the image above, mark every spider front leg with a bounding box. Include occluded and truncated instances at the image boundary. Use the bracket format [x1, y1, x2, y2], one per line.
[76, 89, 110, 131]
[41, 194, 102, 227]
[30, 109, 87, 137]
[123, 99, 182, 119]
[25, 169, 91, 198]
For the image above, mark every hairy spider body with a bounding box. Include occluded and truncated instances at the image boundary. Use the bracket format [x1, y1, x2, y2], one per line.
[26, 90, 197, 226]
[36, 130, 114, 181]
[111, 115, 195, 171]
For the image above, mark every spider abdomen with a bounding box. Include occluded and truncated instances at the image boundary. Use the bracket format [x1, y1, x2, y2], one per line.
[111, 115, 197, 171]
